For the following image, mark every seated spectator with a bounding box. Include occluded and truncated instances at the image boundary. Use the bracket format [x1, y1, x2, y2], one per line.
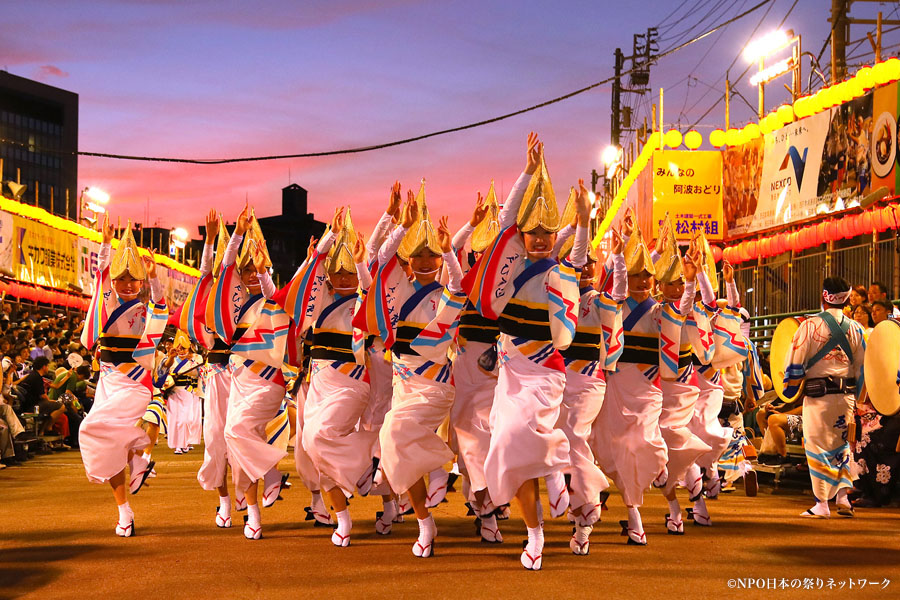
[852, 400, 900, 508]
[755, 400, 803, 465]
[18, 357, 67, 442]
[845, 285, 868, 317]
[868, 281, 889, 304]
[871, 300, 893, 325]
[30, 338, 50, 361]
[852, 303, 874, 335]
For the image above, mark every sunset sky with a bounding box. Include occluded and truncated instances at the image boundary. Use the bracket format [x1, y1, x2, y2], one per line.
[4, 0, 875, 238]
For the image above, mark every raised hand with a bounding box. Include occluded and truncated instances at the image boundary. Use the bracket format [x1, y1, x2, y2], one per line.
[525, 132, 541, 174]
[401, 194, 418, 228]
[723, 259, 734, 283]
[205, 209, 219, 244]
[623, 209, 634, 238]
[141, 253, 158, 279]
[437, 216, 452, 253]
[331, 206, 345, 236]
[235, 201, 251, 236]
[575, 178, 591, 226]
[306, 237, 318, 261]
[683, 242, 700, 282]
[470, 192, 489, 227]
[353, 233, 367, 264]
[611, 228, 623, 254]
[388, 181, 402, 217]
[251, 239, 268, 274]
[102, 213, 115, 244]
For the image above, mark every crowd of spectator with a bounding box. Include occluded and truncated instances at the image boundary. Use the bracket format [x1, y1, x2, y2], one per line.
[0, 299, 92, 469]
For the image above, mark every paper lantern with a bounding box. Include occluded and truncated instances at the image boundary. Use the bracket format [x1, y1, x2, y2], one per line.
[711, 245, 723, 263]
[776, 104, 794, 125]
[724, 128, 741, 146]
[746, 240, 757, 259]
[857, 66, 875, 90]
[743, 123, 761, 141]
[684, 130, 703, 150]
[873, 61, 892, 85]
[665, 129, 683, 149]
[886, 58, 900, 82]
[709, 129, 726, 147]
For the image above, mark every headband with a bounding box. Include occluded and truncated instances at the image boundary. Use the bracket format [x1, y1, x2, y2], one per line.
[822, 289, 851, 304]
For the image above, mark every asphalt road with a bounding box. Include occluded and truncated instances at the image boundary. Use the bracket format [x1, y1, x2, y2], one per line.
[2, 446, 898, 600]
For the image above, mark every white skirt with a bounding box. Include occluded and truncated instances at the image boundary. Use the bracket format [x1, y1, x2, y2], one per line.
[659, 376, 711, 492]
[197, 368, 231, 491]
[302, 360, 377, 494]
[379, 356, 455, 495]
[559, 370, 608, 520]
[594, 363, 667, 507]
[292, 380, 322, 491]
[450, 341, 498, 494]
[166, 387, 197, 449]
[484, 338, 569, 506]
[79, 366, 151, 484]
[687, 375, 732, 471]
[360, 344, 393, 437]
[224, 365, 287, 494]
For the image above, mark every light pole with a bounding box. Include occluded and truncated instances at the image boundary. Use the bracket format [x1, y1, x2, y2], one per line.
[744, 29, 801, 118]
[79, 187, 109, 227]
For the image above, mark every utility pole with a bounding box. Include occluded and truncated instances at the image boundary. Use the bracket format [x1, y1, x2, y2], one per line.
[830, 0, 849, 84]
[611, 48, 624, 147]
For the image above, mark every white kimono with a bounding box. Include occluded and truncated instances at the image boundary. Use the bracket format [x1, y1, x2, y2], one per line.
[157, 354, 202, 450]
[784, 308, 866, 501]
[79, 243, 166, 484]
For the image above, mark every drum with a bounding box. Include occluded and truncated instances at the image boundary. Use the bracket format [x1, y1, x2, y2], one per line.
[770, 315, 807, 403]
[863, 318, 900, 416]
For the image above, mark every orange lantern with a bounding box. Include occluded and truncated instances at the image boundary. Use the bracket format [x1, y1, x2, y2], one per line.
[746, 240, 757, 259]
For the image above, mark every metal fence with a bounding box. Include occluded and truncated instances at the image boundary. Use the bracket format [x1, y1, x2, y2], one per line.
[732, 233, 899, 355]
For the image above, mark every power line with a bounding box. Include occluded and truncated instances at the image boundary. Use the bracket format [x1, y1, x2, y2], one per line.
[0, 0, 775, 166]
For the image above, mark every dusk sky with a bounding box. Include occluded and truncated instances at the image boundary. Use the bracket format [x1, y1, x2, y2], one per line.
[5, 0, 890, 238]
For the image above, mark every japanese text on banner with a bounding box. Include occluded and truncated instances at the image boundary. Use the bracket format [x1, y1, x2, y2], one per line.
[652, 150, 724, 241]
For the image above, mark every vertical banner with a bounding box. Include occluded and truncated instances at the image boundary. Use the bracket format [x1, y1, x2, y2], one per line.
[652, 150, 724, 240]
[77, 237, 101, 291]
[0, 211, 14, 274]
[870, 81, 899, 196]
[11, 215, 79, 288]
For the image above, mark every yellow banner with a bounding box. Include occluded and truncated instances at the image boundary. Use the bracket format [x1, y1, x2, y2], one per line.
[12, 215, 79, 288]
[652, 150, 724, 241]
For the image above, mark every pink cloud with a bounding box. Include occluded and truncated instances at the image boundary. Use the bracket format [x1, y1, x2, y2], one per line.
[35, 64, 69, 79]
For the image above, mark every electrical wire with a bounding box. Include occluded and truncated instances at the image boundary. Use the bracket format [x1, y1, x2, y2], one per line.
[2, 0, 775, 165]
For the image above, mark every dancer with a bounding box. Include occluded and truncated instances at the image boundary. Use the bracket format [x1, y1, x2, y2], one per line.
[593, 216, 693, 547]
[78, 215, 168, 537]
[554, 221, 622, 555]
[362, 182, 465, 558]
[156, 331, 202, 454]
[210, 203, 290, 539]
[784, 276, 866, 518]
[448, 187, 504, 543]
[652, 226, 714, 533]
[280, 207, 378, 547]
[466, 133, 588, 570]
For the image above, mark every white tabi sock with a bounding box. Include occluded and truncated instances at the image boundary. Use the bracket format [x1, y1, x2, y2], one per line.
[381, 498, 398, 522]
[835, 489, 851, 508]
[247, 504, 261, 528]
[684, 463, 703, 499]
[118, 502, 133, 523]
[219, 495, 231, 518]
[141, 451, 152, 462]
[667, 499, 682, 519]
[525, 525, 544, 556]
[627, 506, 644, 535]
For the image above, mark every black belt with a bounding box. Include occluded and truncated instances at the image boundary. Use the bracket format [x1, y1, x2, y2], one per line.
[207, 351, 230, 365]
[806, 376, 857, 397]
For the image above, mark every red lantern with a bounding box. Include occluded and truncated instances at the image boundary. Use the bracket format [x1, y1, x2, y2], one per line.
[746, 240, 757, 259]
[861, 210, 873, 232]
[711, 245, 723, 263]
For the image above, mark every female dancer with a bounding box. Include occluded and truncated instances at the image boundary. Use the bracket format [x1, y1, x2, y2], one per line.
[79, 215, 168, 536]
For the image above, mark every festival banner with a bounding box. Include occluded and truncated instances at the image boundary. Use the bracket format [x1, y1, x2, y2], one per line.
[652, 150, 724, 240]
[77, 237, 101, 291]
[870, 81, 900, 196]
[0, 211, 14, 275]
[10, 214, 79, 288]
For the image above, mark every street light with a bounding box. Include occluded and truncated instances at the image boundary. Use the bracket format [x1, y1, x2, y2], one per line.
[79, 186, 110, 227]
[170, 227, 188, 263]
[744, 29, 801, 117]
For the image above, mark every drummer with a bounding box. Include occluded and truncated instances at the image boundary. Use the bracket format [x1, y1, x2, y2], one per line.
[783, 276, 866, 518]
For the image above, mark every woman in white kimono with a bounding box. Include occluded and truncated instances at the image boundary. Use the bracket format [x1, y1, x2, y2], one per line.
[358, 185, 405, 533]
[652, 229, 714, 534]
[292, 208, 380, 546]
[593, 220, 694, 546]
[468, 134, 588, 570]
[784, 276, 865, 518]
[368, 185, 465, 558]
[157, 331, 202, 454]
[79, 215, 167, 537]
[553, 226, 621, 556]
[449, 188, 504, 543]
[212, 203, 288, 540]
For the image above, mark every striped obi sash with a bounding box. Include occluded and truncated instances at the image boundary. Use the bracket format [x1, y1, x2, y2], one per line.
[241, 358, 286, 386]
